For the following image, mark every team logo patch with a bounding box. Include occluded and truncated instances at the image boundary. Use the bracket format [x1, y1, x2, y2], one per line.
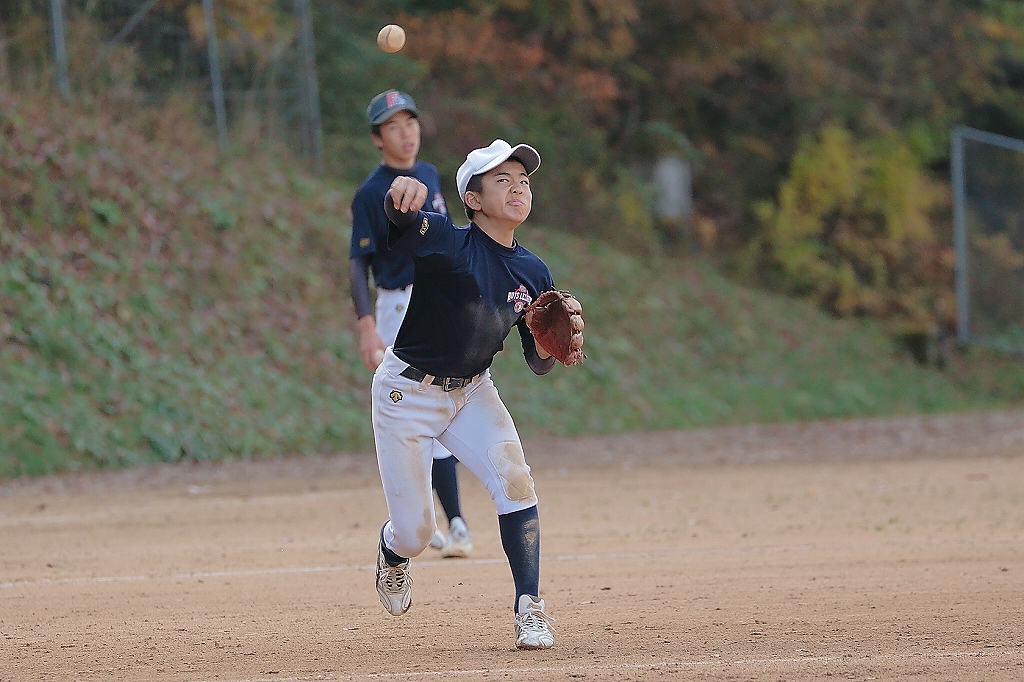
[359, 237, 371, 248]
[386, 91, 404, 108]
[390, 390, 403, 403]
[507, 285, 533, 313]
[419, 217, 429, 235]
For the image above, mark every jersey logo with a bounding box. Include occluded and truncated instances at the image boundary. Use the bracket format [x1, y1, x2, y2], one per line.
[389, 390, 403, 403]
[419, 217, 429, 235]
[359, 237, 371, 248]
[507, 285, 533, 313]
[432, 191, 448, 215]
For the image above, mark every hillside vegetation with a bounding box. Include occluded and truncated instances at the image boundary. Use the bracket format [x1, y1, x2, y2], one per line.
[4, 88, 1023, 477]
[7, 1, 1024, 339]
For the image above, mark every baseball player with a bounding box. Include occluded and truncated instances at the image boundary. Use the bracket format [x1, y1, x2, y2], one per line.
[350, 90, 472, 558]
[372, 139, 561, 650]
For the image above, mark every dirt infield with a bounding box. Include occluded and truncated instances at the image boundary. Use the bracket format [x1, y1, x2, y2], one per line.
[3, 410, 1024, 681]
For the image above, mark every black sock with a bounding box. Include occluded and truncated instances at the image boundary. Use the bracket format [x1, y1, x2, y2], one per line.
[432, 455, 463, 524]
[379, 523, 408, 567]
[498, 506, 540, 611]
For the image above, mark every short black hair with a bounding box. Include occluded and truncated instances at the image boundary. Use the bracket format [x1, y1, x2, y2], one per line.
[464, 172, 484, 220]
[463, 155, 528, 221]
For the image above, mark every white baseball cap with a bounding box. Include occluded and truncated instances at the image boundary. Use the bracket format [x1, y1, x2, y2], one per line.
[456, 139, 541, 200]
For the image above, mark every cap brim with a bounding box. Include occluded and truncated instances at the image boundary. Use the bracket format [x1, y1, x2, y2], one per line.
[476, 143, 541, 177]
[508, 144, 541, 175]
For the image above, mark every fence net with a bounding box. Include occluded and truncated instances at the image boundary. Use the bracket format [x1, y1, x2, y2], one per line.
[960, 131, 1024, 351]
[3, 0, 316, 154]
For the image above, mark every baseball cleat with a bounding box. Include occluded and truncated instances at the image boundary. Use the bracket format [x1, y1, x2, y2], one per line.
[429, 529, 447, 550]
[514, 594, 555, 649]
[376, 543, 413, 616]
[440, 517, 473, 559]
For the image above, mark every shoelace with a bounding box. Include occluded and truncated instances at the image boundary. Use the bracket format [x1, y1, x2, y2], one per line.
[383, 563, 411, 593]
[517, 607, 556, 634]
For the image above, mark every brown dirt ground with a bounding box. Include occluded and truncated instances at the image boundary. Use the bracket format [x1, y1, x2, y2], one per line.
[2, 409, 1024, 682]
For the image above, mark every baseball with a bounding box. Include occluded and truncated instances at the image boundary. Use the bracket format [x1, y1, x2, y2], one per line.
[373, 348, 385, 366]
[377, 24, 406, 53]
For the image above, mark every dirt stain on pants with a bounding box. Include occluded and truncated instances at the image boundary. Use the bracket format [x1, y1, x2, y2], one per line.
[488, 441, 536, 502]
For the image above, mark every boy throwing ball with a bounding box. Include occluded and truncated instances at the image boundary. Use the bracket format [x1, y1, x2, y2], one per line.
[371, 139, 584, 649]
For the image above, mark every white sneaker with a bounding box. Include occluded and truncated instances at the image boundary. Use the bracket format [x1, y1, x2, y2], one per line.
[376, 544, 412, 616]
[429, 529, 447, 550]
[440, 517, 473, 558]
[514, 594, 555, 649]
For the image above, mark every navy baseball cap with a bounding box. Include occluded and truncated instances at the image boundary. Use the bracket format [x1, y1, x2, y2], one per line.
[367, 90, 420, 126]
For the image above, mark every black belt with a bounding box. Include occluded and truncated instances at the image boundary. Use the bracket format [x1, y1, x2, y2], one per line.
[400, 366, 479, 391]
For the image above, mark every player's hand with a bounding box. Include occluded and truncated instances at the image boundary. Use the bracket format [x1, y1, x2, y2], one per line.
[389, 177, 428, 213]
[358, 316, 387, 371]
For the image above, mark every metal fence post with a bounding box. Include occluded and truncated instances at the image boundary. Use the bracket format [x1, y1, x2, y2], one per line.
[202, 0, 229, 150]
[951, 126, 969, 346]
[48, 0, 70, 99]
[293, 0, 324, 165]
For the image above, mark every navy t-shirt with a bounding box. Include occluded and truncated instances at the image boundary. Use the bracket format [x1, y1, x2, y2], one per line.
[388, 210, 554, 378]
[350, 161, 448, 290]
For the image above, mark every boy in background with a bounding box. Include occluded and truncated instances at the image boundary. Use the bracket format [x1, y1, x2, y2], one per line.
[349, 90, 471, 557]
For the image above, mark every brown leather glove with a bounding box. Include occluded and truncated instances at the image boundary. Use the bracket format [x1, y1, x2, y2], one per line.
[524, 290, 586, 366]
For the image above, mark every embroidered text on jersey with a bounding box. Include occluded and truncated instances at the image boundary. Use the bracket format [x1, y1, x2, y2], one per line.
[507, 285, 533, 313]
[420, 217, 429, 235]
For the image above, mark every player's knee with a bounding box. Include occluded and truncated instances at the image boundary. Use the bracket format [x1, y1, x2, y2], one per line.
[487, 441, 538, 507]
[389, 515, 437, 557]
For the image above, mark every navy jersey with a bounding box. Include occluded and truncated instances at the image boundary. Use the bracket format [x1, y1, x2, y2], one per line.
[388, 210, 553, 378]
[350, 161, 448, 290]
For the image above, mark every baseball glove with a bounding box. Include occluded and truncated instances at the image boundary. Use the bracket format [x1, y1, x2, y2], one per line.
[523, 290, 586, 366]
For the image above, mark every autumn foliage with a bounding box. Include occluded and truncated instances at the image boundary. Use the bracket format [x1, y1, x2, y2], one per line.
[6, 0, 1024, 336]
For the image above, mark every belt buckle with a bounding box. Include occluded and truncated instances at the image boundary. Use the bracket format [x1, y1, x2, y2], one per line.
[441, 377, 459, 392]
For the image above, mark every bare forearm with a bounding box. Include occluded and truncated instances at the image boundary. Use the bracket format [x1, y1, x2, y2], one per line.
[357, 313, 385, 371]
[358, 314, 377, 335]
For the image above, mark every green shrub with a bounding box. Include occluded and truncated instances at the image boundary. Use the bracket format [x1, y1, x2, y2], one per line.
[756, 125, 953, 336]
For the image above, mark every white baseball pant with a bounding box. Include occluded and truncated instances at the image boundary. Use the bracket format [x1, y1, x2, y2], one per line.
[372, 347, 538, 558]
[376, 285, 453, 463]
[374, 285, 412, 351]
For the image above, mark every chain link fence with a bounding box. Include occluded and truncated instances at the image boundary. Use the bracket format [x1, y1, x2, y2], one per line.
[5, 0, 322, 159]
[952, 126, 1024, 352]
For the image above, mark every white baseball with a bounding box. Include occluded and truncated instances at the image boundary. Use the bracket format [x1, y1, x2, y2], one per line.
[373, 348, 386, 366]
[377, 24, 406, 53]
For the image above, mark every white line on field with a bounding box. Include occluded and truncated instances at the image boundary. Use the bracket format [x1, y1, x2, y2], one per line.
[193, 649, 1024, 682]
[0, 545, 824, 590]
[0, 550, 693, 590]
